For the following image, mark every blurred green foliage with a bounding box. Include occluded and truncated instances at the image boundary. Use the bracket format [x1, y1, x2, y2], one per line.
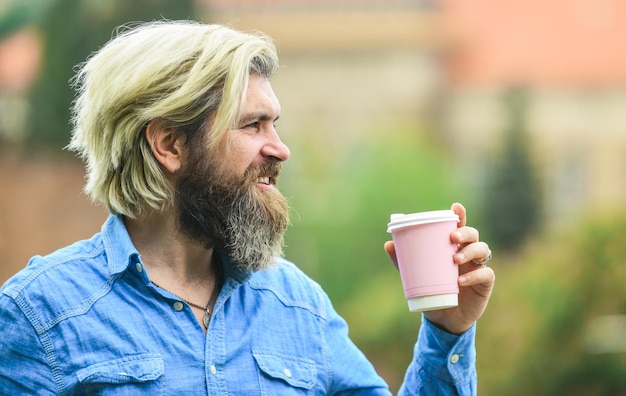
[284, 123, 462, 299]
[468, 214, 626, 395]
[0, 1, 47, 37]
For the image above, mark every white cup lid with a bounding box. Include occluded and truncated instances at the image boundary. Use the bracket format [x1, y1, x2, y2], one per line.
[387, 210, 459, 233]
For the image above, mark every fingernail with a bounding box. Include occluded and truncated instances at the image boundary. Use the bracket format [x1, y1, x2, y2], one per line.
[456, 253, 465, 262]
[459, 275, 468, 284]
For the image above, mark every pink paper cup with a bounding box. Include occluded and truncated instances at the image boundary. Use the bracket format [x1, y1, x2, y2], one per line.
[387, 210, 460, 312]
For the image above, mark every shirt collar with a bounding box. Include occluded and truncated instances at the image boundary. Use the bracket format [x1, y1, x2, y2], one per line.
[101, 214, 141, 276]
[215, 248, 251, 284]
[100, 214, 254, 284]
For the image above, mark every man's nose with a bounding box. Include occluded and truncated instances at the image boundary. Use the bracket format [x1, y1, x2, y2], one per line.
[261, 129, 290, 162]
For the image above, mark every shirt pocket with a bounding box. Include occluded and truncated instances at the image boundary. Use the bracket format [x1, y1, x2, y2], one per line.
[253, 350, 316, 394]
[75, 354, 166, 395]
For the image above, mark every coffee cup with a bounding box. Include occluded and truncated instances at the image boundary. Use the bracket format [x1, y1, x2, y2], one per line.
[387, 210, 460, 312]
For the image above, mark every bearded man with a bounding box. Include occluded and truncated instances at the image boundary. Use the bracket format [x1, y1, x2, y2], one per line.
[0, 21, 495, 395]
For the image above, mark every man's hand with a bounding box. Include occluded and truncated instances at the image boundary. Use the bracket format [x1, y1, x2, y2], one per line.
[384, 202, 496, 335]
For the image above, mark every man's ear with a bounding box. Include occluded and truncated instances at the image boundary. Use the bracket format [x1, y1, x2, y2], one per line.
[145, 119, 186, 174]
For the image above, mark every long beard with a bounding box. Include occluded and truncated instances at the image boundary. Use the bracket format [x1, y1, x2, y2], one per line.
[175, 156, 289, 273]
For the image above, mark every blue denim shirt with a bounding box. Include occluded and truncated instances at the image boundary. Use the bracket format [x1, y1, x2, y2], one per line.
[0, 215, 476, 395]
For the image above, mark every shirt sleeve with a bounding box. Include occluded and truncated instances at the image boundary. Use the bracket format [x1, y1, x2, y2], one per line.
[0, 293, 57, 395]
[398, 316, 477, 396]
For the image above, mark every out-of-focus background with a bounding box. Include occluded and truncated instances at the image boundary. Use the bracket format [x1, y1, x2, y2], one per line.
[2, 0, 626, 393]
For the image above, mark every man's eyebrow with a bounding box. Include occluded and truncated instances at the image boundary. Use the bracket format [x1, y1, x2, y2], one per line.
[239, 112, 280, 124]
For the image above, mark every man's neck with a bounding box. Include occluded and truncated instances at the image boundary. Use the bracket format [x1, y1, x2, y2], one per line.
[123, 211, 217, 289]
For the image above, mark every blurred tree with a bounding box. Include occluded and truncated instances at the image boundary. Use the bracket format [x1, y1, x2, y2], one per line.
[482, 88, 541, 252]
[491, 215, 626, 395]
[27, 0, 196, 149]
[0, 1, 44, 38]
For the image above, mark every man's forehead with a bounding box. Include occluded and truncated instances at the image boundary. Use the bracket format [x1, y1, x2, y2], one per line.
[241, 75, 280, 113]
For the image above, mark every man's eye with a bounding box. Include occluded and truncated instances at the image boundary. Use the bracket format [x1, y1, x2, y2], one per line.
[244, 121, 260, 129]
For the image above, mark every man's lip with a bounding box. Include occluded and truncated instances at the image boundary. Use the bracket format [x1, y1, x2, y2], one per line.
[255, 176, 279, 188]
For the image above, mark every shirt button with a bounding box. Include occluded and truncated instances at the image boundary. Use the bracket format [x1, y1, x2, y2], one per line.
[450, 354, 460, 364]
[210, 365, 217, 375]
[173, 301, 184, 311]
[284, 368, 292, 378]
[135, 263, 143, 272]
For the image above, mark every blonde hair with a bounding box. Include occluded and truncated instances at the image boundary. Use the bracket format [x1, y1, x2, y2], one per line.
[68, 20, 279, 218]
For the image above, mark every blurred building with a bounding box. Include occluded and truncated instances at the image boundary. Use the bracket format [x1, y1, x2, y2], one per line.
[439, 0, 626, 225]
[202, 0, 626, 225]
[200, 0, 445, 181]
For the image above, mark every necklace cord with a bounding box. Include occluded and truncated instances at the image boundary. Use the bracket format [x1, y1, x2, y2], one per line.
[151, 281, 211, 310]
[149, 262, 223, 330]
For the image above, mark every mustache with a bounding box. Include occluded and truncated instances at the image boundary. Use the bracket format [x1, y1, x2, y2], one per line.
[244, 160, 283, 184]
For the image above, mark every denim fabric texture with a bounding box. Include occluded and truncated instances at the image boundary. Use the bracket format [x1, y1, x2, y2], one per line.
[0, 215, 476, 395]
